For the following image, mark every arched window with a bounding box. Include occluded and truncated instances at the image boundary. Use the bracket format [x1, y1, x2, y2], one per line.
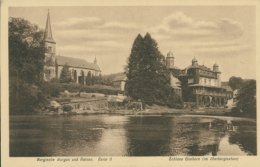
[80, 70, 84, 76]
[74, 70, 77, 82]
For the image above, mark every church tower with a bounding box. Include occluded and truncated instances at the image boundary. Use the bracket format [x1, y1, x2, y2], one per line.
[45, 10, 56, 55]
[166, 50, 174, 69]
[44, 10, 56, 80]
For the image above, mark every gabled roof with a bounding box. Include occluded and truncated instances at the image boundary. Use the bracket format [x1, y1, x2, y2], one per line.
[92, 63, 101, 71]
[169, 66, 180, 70]
[184, 64, 213, 72]
[55, 55, 101, 71]
[113, 75, 127, 82]
[222, 86, 233, 92]
[198, 65, 213, 72]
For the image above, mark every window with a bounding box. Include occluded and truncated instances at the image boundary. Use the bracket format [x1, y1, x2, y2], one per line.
[48, 46, 52, 53]
[204, 79, 206, 84]
[209, 79, 211, 85]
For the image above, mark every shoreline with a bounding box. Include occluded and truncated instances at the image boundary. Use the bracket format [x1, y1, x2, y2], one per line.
[10, 108, 256, 121]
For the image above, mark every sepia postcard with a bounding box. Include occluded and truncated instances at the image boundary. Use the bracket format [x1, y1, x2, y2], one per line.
[1, 0, 260, 166]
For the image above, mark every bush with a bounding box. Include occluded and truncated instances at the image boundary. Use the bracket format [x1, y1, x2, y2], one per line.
[61, 83, 81, 93]
[123, 97, 134, 104]
[165, 92, 183, 109]
[63, 105, 73, 112]
[229, 107, 242, 117]
[40, 81, 63, 97]
[125, 102, 142, 110]
[9, 82, 49, 115]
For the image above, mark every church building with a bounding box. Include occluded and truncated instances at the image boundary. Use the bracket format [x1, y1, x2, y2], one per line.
[44, 11, 101, 83]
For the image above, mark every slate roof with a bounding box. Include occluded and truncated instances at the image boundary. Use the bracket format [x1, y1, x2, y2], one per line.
[184, 64, 213, 72]
[113, 75, 127, 82]
[91, 63, 101, 71]
[55, 56, 101, 71]
[221, 86, 233, 92]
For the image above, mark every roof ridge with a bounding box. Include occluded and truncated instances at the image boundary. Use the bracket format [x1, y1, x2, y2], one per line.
[56, 55, 86, 61]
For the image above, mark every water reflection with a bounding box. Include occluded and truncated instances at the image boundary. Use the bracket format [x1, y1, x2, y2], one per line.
[9, 115, 256, 156]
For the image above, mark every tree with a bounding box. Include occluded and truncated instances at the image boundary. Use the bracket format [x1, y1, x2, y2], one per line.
[60, 63, 73, 83]
[63, 105, 73, 112]
[86, 71, 92, 86]
[9, 17, 48, 114]
[125, 33, 173, 109]
[228, 76, 243, 90]
[125, 34, 144, 101]
[9, 17, 46, 84]
[236, 80, 256, 118]
[92, 75, 102, 85]
[106, 78, 111, 86]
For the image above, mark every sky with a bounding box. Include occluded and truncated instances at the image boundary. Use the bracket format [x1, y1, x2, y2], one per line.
[9, 6, 256, 81]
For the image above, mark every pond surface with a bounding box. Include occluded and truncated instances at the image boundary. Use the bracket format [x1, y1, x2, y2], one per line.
[9, 115, 256, 156]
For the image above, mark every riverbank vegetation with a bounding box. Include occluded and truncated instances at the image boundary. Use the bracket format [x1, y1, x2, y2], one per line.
[9, 17, 48, 115]
[229, 80, 256, 119]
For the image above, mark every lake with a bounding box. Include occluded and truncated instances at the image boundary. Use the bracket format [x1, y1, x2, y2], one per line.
[9, 115, 256, 156]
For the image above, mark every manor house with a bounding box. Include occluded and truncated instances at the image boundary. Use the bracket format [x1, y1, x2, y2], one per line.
[165, 50, 233, 107]
[44, 11, 101, 83]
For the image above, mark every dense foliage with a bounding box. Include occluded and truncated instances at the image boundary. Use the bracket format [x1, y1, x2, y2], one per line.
[59, 63, 73, 83]
[9, 17, 49, 114]
[125, 33, 182, 109]
[228, 76, 244, 90]
[63, 105, 73, 112]
[85, 72, 92, 86]
[236, 80, 256, 118]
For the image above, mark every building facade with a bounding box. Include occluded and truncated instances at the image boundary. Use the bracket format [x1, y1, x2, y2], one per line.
[164, 50, 233, 107]
[44, 11, 101, 83]
[113, 75, 128, 91]
[165, 50, 182, 96]
[177, 57, 233, 107]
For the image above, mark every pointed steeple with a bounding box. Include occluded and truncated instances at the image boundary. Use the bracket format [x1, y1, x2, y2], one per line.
[45, 9, 56, 44]
[94, 56, 97, 64]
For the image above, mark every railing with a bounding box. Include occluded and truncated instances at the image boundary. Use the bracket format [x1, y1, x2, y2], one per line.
[194, 91, 227, 97]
